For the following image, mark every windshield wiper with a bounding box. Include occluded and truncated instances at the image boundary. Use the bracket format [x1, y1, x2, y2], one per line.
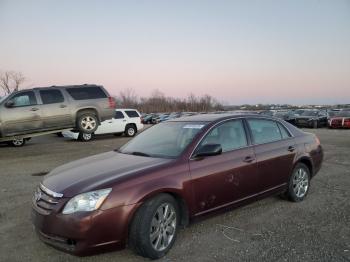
[130, 151, 151, 157]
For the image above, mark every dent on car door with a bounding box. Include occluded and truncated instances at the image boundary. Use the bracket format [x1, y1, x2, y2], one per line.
[1, 91, 43, 136]
[189, 119, 259, 215]
[247, 119, 296, 193]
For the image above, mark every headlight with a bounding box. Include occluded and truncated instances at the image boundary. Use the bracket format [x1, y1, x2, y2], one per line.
[62, 188, 112, 214]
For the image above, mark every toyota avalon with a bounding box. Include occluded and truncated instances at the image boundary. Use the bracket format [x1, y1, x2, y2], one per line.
[32, 114, 323, 259]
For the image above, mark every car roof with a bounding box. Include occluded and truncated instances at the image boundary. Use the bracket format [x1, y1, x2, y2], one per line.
[169, 113, 280, 123]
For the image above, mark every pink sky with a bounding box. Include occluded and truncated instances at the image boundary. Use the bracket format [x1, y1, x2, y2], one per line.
[1, 0, 349, 105]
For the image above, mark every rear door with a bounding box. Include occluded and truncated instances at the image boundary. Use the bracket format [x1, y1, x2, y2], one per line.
[1, 90, 43, 136]
[189, 119, 259, 215]
[39, 89, 72, 129]
[246, 118, 296, 192]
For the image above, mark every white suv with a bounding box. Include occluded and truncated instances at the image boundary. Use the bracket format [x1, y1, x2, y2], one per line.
[62, 109, 144, 141]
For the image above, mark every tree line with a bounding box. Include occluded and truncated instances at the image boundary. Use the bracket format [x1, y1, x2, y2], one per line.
[115, 88, 224, 113]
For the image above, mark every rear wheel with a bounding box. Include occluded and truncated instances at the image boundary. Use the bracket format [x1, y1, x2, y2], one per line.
[129, 194, 179, 259]
[125, 124, 137, 137]
[286, 163, 310, 202]
[77, 112, 98, 133]
[78, 132, 93, 142]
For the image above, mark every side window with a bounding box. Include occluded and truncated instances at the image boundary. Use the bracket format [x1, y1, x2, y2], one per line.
[125, 110, 140, 118]
[115, 111, 125, 119]
[198, 120, 248, 152]
[11, 91, 37, 107]
[40, 89, 64, 104]
[278, 123, 291, 139]
[247, 119, 282, 144]
[66, 86, 107, 100]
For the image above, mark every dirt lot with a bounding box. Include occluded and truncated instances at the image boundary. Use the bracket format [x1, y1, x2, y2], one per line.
[0, 128, 349, 262]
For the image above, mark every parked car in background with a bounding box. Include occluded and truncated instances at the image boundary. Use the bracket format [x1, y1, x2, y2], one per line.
[142, 114, 157, 124]
[0, 84, 115, 144]
[32, 114, 323, 259]
[295, 110, 327, 128]
[62, 109, 143, 141]
[328, 110, 350, 128]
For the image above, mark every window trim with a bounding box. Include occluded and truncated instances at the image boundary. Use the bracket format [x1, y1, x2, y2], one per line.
[189, 116, 294, 160]
[7, 90, 38, 108]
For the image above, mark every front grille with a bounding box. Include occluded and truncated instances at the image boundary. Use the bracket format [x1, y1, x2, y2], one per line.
[33, 184, 62, 215]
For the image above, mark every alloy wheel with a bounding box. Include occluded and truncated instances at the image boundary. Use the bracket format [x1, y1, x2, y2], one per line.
[150, 203, 177, 252]
[293, 167, 309, 198]
[81, 116, 96, 131]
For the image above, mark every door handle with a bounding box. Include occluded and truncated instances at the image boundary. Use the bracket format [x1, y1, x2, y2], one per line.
[243, 156, 255, 163]
[30, 107, 39, 111]
[287, 146, 296, 152]
[123, 120, 127, 122]
[60, 104, 67, 108]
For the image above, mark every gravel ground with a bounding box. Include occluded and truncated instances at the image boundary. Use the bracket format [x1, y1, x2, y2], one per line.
[0, 128, 349, 262]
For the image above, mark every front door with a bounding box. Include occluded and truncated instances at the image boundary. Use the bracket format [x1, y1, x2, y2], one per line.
[1, 91, 43, 136]
[189, 119, 258, 215]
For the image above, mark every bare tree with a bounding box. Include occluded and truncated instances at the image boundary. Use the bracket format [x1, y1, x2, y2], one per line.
[0, 71, 26, 95]
[118, 88, 138, 108]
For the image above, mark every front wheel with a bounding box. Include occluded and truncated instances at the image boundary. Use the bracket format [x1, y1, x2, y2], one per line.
[286, 163, 310, 202]
[129, 194, 179, 259]
[78, 132, 93, 142]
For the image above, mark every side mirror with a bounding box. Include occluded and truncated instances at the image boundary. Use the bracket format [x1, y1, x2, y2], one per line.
[5, 100, 14, 108]
[194, 143, 222, 158]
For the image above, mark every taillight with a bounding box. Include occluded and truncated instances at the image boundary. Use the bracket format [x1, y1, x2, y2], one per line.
[108, 97, 116, 109]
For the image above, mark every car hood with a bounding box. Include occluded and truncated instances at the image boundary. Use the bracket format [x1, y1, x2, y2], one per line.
[42, 151, 172, 197]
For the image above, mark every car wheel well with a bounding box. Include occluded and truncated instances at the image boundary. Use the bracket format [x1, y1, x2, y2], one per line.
[297, 158, 313, 177]
[126, 123, 137, 132]
[76, 108, 99, 120]
[130, 192, 189, 230]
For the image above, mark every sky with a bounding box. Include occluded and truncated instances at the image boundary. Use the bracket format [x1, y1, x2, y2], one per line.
[0, 0, 349, 105]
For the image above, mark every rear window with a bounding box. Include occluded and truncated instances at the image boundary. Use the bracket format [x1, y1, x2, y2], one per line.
[277, 123, 291, 139]
[125, 110, 140, 118]
[247, 119, 282, 144]
[40, 89, 64, 104]
[115, 111, 125, 119]
[66, 86, 107, 100]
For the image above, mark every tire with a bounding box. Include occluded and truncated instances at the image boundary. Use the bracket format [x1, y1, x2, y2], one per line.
[129, 194, 179, 259]
[76, 112, 99, 134]
[78, 132, 93, 142]
[56, 132, 63, 137]
[312, 120, 318, 128]
[285, 163, 311, 202]
[8, 138, 26, 147]
[125, 124, 137, 137]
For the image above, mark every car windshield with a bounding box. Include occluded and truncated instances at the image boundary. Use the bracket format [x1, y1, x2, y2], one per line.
[301, 111, 319, 116]
[119, 122, 206, 159]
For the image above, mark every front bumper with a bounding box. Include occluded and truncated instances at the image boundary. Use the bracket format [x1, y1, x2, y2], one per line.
[31, 203, 138, 256]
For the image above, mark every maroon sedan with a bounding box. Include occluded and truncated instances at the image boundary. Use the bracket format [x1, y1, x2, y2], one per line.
[32, 114, 323, 259]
